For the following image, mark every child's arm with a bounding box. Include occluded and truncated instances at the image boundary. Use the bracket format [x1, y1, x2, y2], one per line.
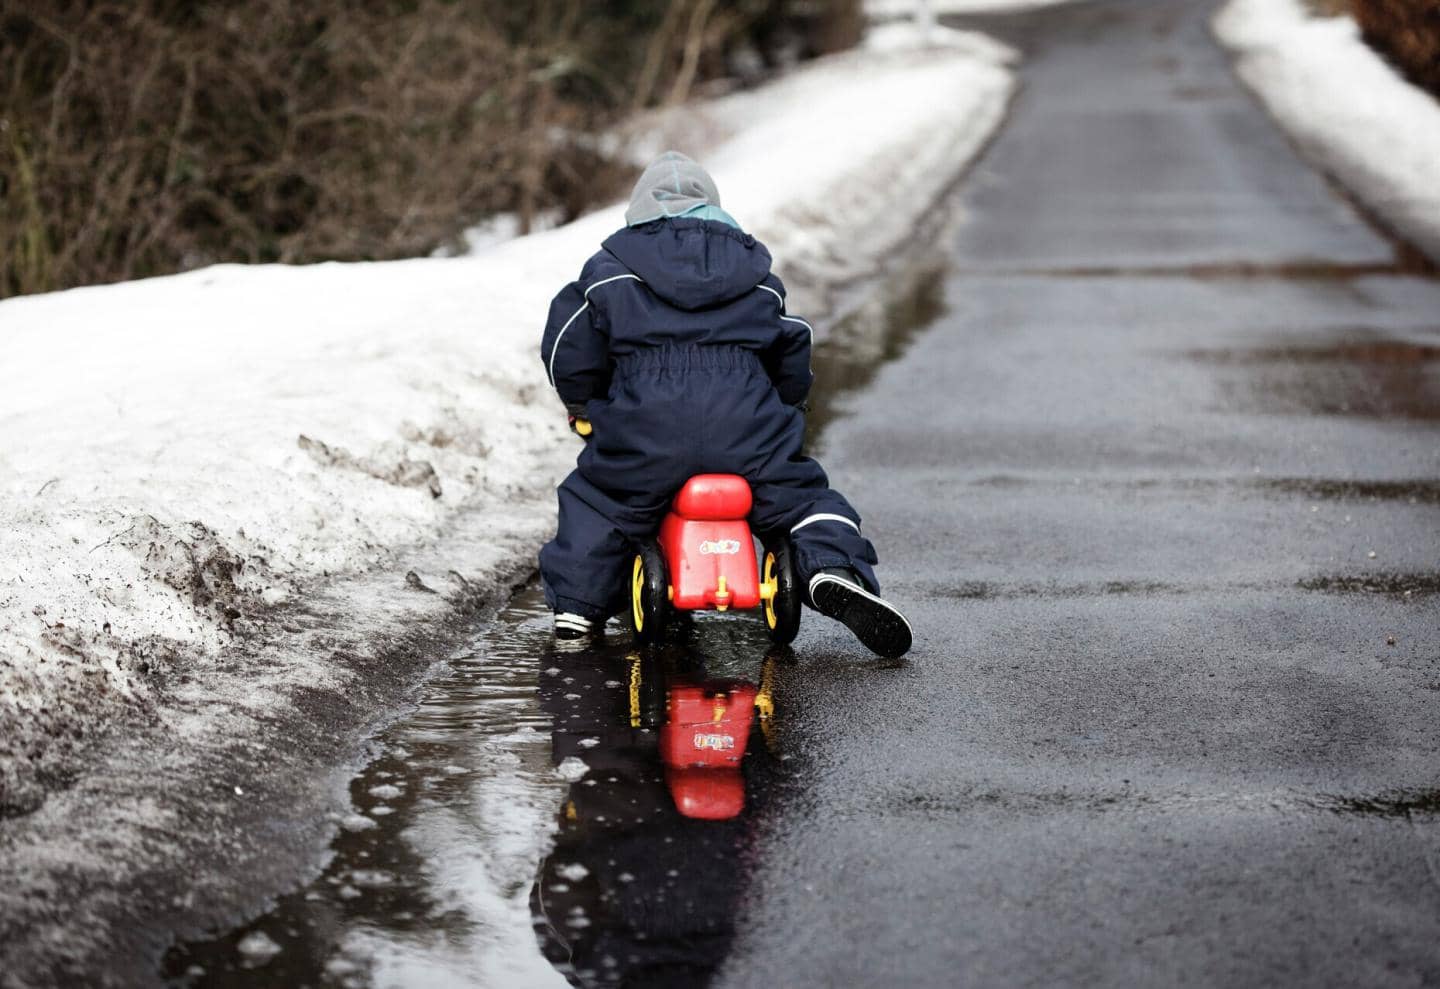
[756, 273, 814, 408]
[541, 259, 612, 415]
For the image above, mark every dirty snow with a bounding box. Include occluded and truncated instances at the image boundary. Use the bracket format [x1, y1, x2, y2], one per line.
[0, 35, 1014, 818]
[1214, 0, 1440, 262]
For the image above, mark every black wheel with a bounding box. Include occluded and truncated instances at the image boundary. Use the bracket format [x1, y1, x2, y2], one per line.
[630, 540, 669, 645]
[761, 538, 801, 645]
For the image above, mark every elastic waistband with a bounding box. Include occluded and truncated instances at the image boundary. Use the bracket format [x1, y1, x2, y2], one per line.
[614, 344, 762, 373]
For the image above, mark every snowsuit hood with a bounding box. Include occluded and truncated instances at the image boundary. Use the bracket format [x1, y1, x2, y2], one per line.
[601, 219, 773, 311]
[624, 150, 725, 225]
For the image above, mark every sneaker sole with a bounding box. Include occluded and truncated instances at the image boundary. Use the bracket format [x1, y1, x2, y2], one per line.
[809, 576, 913, 658]
[554, 616, 596, 643]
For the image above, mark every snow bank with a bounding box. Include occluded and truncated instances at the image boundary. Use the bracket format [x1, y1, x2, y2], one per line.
[865, 20, 1018, 61]
[1214, 0, 1440, 262]
[0, 38, 1014, 809]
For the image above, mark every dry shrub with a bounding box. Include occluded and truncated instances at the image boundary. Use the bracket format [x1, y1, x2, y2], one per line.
[1, 1, 543, 295]
[0, 0, 862, 298]
[1351, 0, 1440, 95]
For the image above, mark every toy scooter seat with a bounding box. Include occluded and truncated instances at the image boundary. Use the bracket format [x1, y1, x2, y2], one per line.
[673, 474, 753, 521]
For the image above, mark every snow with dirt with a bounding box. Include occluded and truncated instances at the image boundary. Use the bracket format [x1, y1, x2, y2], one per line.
[1214, 0, 1440, 262]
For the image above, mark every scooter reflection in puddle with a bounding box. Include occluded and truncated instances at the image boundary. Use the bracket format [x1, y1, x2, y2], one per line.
[531, 631, 786, 988]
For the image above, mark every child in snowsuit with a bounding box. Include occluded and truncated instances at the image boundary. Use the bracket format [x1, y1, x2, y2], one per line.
[538, 151, 912, 658]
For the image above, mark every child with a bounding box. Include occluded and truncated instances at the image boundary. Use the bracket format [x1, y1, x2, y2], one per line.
[538, 151, 912, 658]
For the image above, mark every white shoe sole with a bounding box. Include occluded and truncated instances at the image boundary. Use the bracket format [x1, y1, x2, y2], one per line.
[554, 613, 595, 641]
[808, 574, 913, 658]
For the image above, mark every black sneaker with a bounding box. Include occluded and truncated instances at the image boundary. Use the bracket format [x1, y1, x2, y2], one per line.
[808, 569, 912, 658]
[554, 612, 596, 643]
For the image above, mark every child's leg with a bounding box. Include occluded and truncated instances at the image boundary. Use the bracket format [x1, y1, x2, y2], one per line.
[741, 409, 880, 593]
[749, 456, 912, 657]
[541, 380, 693, 628]
[740, 403, 910, 657]
[750, 463, 880, 592]
[540, 469, 652, 622]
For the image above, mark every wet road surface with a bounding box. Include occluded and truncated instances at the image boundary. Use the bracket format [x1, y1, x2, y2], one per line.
[716, 1, 1440, 985]
[167, 0, 1440, 985]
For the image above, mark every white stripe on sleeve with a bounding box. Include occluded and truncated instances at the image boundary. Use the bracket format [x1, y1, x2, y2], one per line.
[544, 273, 643, 387]
[790, 513, 861, 535]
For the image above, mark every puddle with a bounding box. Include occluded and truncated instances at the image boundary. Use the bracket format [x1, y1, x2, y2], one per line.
[1183, 336, 1440, 420]
[163, 593, 797, 988]
[963, 474, 1440, 503]
[891, 785, 1440, 819]
[932, 573, 1440, 601]
[806, 262, 948, 434]
[1255, 477, 1440, 504]
[1297, 573, 1440, 597]
[1320, 790, 1440, 820]
[1190, 339, 1440, 365]
[531, 621, 793, 988]
[934, 579, 1195, 600]
[163, 590, 569, 987]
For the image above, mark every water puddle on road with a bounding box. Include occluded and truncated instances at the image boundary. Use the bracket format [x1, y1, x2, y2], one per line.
[1323, 789, 1440, 819]
[163, 590, 568, 987]
[1296, 572, 1440, 597]
[806, 261, 948, 434]
[529, 622, 793, 987]
[1183, 334, 1440, 420]
[890, 783, 1440, 820]
[1254, 476, 1440, 504]
[163, 592, 797, 988]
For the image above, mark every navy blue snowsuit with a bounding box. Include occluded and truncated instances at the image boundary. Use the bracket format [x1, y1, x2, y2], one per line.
[539, 217, 879, 621]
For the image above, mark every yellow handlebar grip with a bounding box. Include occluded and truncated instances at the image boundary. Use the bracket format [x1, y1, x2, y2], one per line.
[575, 418, 593, 437]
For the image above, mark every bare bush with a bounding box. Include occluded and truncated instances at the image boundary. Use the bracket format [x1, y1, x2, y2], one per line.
[0, 0, 861, 298]
[1, 1, 545, 295]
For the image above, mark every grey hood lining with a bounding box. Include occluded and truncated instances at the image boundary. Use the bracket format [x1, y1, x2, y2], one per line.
[624, 151, 723, 226]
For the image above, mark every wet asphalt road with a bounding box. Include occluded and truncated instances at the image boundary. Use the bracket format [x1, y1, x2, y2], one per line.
[716, 1, 1440, 986]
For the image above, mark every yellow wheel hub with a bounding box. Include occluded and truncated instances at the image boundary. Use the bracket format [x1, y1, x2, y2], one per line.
[761, 551, 779, 629]
[631, 554, 645, 632]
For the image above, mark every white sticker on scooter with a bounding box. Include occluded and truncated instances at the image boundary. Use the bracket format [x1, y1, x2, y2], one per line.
[693, 733, 736, 751]
[698, 539, 741, 555]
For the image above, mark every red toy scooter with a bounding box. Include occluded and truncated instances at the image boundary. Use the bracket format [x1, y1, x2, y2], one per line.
[629, 474, 802, 646]
[625, 649, 781, 821]
[660, 678, 759, 821]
